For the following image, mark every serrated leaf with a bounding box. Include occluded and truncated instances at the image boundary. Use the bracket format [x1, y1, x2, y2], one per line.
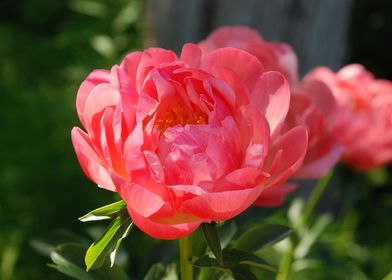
[79, 200, 127, 222]
[222, 248, 277, 273]
[50, 243, 128, 280]
[234, 224, 292, 252]
[85, 214, 133, 271]
[201, 222, 223, 265]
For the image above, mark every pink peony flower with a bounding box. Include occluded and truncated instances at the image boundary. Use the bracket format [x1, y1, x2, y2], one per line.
[308, 64, 392, 171]
[286, 78, 344, 178]
[72, 44, 308, 239]
[199, 25, 299, 86]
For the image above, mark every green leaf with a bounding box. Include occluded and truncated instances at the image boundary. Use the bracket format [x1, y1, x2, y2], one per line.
[79, 200, 127, 222]
[31, 230, 89, 257]
[201, 222, 223, 265]
[144, 263, 178, 280]
[192, 255, 220, 268]
[230, 265, 258, 280]
[143, 263, 165, 280]
[383, 270, 392, 280]
[219, 222, 238, 249]
[49, 243, 128, 280]
[50, 244, 96, 280]
[222, 248, 277, 273]
[294, 214, 332, 259]
[234, 224, 292, 252]
[110, 220, 133, 267]
[85, 214, 133, 271]
[191, 227, 207, 258]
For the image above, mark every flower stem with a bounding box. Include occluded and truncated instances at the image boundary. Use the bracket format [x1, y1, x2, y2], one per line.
[301, 169, 334, 227]
[276, 239, 293, 280]
[276, 170, 334, 280]
[179, 235, 193, 280]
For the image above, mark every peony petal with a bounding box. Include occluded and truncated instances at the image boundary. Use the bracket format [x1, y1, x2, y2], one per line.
[295, 143, 343, 179]
[136, 48, 178, 91]
[251, 71, 290, 137]
[71, 127, 116, 191]
[83, 83, 120, 134]
[202, 26, 263, 46]
[76, 69, 110, 127]
[120, 51, 143, 87]
[200, 47, 264, 91]
[180, 43, 202, 68]
[182, 187, 262, 221]
[263, 126, 308, 188]
[120, 182, 200, 239]
[129, 207, 200, 240]
[123, 123, 146, 172]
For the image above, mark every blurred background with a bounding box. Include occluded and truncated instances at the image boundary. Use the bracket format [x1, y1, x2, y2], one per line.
[0, 0, 391, 279]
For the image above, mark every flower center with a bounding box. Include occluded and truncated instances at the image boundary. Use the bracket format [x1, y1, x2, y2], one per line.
[155, 107, 207, 134]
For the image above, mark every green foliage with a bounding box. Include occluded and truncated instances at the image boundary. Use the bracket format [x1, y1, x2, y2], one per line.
[84, 213, 133, 271]
[49, 243, 128, 280]
[234, 224, 292, 252]
[195, 222, 284, 280]
[201, 223, 223, 265]
[0, 0, 143, 279]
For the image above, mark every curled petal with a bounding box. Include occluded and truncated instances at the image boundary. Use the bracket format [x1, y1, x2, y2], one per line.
[263, 126, 308, 187]
[200, 47, 264, 90]
[180, 43, 202, 68]
[182, 187, 262, 221]
[71, 127, 116, 191]
[129, 208, 200, 240]
[251, 71, 290, 136]
[76, 70, 110, 126]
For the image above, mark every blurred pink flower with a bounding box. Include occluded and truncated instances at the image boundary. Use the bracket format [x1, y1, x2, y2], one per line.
[287, 78, 344, 178]
[72, 44, 307, 239]
[199, 25, 299, 85]
[308, 64, 392, 171]
[256, 78, 344, 207]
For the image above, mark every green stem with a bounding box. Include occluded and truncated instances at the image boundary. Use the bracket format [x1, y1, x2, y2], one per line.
[276, 170, 335, 280]
[179, 235, 193, 280]
[301, 169, 334, 227]
[276, 238, 293, 280]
